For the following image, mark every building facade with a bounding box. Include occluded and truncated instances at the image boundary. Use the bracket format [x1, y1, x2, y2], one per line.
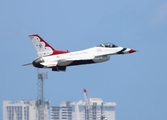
[51, 98, 116, 120]
[51, 101, 72, 120]
[3, 100, 37, 120]
[3, 100, 49, 120]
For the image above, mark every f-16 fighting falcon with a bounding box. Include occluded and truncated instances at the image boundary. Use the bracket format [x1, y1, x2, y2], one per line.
[23, 34, 136, 72]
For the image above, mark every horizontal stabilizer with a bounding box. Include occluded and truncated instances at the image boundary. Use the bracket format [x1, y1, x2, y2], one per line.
[40, 61, 58, 67]
[22, 63, 32, 66]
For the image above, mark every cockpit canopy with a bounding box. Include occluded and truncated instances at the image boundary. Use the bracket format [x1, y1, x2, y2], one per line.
[97, 43, 118, 48]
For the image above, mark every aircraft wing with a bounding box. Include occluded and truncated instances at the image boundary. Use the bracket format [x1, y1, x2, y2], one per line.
[40, 61, 58, 67]
[61, 55, 95, 61]
[40, 56, 95, 67]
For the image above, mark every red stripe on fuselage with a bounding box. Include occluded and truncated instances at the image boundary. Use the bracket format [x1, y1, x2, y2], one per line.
[51, 50, 69, 55]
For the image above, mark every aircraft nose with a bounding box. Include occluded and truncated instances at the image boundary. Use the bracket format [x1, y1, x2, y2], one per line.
[129, 49, 136, 53]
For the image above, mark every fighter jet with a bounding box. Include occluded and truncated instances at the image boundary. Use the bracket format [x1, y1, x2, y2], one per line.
[23, 34, 136, 71]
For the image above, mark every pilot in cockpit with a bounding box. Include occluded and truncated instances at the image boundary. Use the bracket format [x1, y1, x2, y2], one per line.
[98, 43, 117, 48]
[105, 44, 111, 48]
[107, 44, 111, 47]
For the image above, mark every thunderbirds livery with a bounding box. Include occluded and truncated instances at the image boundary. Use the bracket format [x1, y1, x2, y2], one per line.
[23, 34, 136, 71]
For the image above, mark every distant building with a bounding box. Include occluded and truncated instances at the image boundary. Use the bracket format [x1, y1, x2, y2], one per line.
[3, 100, 49, 120]
[51, 98, 116, 120]
[51, 101, 72, 120]
[3, 100, 37, 120]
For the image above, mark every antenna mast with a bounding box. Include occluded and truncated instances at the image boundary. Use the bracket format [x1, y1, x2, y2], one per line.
[36, 72, 49, 120]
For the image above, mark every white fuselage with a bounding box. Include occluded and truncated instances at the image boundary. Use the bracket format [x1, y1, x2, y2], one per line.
[41, 46, 127, 67]
[24, 34, 136, 72]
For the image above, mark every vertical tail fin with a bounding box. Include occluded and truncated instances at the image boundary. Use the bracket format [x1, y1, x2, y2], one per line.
[29, 34, 69, 57]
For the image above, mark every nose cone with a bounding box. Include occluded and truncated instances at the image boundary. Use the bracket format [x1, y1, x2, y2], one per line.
[129, 49, 136, 53]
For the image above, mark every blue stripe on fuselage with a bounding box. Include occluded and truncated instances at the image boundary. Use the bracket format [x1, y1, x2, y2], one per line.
[117, 48, 127, 54]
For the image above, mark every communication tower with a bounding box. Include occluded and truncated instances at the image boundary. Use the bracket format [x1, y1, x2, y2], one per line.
[36, 72, 49, 120]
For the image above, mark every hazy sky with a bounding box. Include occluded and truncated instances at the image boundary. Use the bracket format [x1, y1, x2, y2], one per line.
[0, 0, 167, 120]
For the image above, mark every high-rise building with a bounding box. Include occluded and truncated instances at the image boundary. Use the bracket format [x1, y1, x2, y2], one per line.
[3, 100, 49, 120]
[51, 101, 72, 120]
[3, 100, 37, 120]
[51, 98, 116, 120]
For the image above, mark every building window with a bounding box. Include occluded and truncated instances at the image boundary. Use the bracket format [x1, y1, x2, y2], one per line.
[62, 117, 67, 119]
